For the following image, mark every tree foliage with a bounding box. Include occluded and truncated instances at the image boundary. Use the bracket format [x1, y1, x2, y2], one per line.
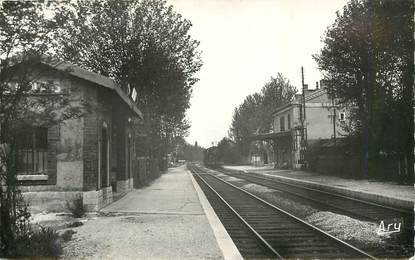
[174, 138, 204, 162]
[216, 137, 240, 164]
[229, 73, 296, 158]
[58, 0, 202, 159]
[0, 1, 80, 256]
[314, 0, 413, 181]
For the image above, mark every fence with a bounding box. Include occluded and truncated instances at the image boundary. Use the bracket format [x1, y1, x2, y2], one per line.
[133, 157, 163, 188]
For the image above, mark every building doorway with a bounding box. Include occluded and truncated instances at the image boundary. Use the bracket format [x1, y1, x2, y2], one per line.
[126, 133, 132, 179]
[100, 125, 109, 188]
[263, 152, 268, 164]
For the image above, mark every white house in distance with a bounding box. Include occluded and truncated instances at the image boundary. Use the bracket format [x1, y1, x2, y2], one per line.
[251, 81, 348, 169]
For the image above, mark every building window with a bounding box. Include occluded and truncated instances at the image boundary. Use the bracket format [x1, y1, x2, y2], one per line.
[287, 114, 291, 129]
[274, 118, 278, 132]
[31, 80, 61, 93]
[339, 112, 346, 121]
[280, 116, 285, 132]
[16, 127, 48, 174]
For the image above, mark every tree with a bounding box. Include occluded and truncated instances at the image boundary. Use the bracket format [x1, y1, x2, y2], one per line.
[58, 0, 202, 163]
[216, 137, 239, 164]
[260, 74, 298, 132]
[229, 93, 263, 157]
[229, 74, 296, 159]
[0, 1, 81, 256]
[174, 138, 204, 162]
[314, 0, 413, 182]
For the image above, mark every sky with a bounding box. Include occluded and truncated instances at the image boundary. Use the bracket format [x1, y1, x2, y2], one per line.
[168, 0, 348, 148]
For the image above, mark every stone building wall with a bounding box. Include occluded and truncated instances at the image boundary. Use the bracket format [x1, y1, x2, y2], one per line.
[16, 61, 144, 212]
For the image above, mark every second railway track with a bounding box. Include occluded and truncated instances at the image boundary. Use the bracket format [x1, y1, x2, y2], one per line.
[215, 167, 413, 223]
[214, 166, 414, 257]
[189, 164, 376, 259]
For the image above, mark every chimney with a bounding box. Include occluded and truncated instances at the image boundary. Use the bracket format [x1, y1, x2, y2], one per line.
[316, 81, 319, 89]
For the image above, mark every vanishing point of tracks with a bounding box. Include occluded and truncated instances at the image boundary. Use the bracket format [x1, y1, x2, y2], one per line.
[188, 164, 376, 259]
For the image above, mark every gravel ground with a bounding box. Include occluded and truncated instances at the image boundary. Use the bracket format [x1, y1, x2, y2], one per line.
[61, 213, 223, 259]
[306, 211, 386, 246]
[220, 175, 246, 183]
[242, 183, 279, 194]
[30, 211, 92, 230]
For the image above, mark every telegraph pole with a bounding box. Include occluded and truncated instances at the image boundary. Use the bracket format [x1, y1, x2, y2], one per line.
[331, 96, 337, 147]
[301, 67, 306, 122]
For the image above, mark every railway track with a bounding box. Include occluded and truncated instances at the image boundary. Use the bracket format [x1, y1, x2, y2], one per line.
[216, 167, 413, 223]
[189, 164, 376, 259]
[191, 167, 279, 258]
[214, 167, 414, 257]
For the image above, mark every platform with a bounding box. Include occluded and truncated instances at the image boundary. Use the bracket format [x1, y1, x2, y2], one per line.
[63, 165, 242, 259]
[223, 165, 414, 211]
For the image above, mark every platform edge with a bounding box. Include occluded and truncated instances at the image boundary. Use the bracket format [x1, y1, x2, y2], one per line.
[187, 169, 244, 260]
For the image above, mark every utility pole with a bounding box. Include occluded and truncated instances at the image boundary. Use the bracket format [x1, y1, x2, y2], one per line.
[301, 67, 306, 123]
[330, 95, 337, 174]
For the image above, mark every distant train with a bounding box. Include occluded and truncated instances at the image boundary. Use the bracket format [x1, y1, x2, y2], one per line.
[203, 146, 224, 168]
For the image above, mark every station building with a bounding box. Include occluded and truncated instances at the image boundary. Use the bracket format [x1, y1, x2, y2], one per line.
[14, 59, 144, 211]
[251, 82, 347, 169]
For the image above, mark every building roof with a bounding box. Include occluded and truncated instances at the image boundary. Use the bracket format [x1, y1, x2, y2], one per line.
[43, 59, 143, 119]
[272, 87, 328, 115]
[271, 101, 300, 115]
[304, 88, 326, 102]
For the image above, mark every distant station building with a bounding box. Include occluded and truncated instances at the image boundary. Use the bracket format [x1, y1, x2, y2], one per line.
[251, 81, 347, 169]
[13, 59, 144, 211]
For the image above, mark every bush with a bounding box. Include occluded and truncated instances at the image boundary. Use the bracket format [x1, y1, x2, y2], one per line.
[66, 197, 85, 218]
[15, 226, 62, 257]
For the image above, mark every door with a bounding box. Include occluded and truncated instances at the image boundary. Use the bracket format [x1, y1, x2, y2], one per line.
[101, 126, 109, 188]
